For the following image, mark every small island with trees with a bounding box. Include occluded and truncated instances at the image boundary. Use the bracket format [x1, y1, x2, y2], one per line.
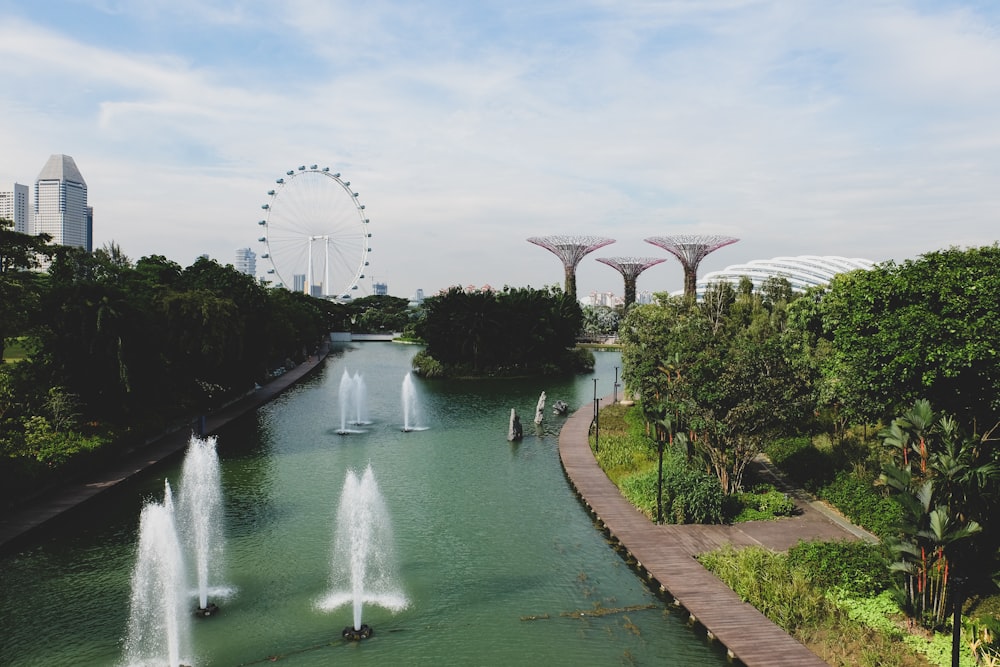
[411, 284, 594, 378]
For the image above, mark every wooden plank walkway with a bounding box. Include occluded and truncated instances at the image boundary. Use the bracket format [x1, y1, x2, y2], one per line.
[558, 398, 872, 667]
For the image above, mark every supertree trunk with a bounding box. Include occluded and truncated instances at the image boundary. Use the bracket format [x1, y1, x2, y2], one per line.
[594, 257, 667, 308]
[644, 235, 739, 300]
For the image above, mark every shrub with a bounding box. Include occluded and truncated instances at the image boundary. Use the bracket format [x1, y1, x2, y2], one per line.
[828, 589, 905, 639]
[619, 446, 725, 524]
[765, 435, 813, 465]
[729, 483, 797, 522]
[594, 433, 654, 484]
[788, 540, 892, 597]
[619, 468, 659, 517]
[411, 350, 445, 378]
[819, 470, 901, 539]
[698, 544, 837, 632]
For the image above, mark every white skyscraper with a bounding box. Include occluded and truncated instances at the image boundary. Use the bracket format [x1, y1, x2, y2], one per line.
[34, 154, 89, 251]
[234, 247, 256, 276]
[0, 183, 30, 234]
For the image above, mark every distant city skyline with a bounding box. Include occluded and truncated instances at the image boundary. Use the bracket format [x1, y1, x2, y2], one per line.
[3, 2, 1000, 299]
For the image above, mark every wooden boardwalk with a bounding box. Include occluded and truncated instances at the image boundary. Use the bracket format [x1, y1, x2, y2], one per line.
[559, 399, 873, 667]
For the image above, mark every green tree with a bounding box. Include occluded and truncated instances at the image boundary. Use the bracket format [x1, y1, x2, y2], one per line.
[261, 288, 331, 368]
[581, 304, 620, 339]
[33, 247, 150, 420]
[346, 295, 412, 333]
[0, 218, 52, 360]
[819, 246, 1000, 428]
[621, 280, 811, 494]
[414, 285, 586, 376]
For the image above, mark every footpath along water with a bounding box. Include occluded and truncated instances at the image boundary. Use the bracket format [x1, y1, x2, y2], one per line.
[0, 342, 730, 666]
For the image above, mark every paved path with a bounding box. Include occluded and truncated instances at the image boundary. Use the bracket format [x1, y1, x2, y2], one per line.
[0, 353, 328, 553]
[559, 397, 877, 667]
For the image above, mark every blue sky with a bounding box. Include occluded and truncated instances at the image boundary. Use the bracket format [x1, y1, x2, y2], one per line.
[2, 0, 999, 299]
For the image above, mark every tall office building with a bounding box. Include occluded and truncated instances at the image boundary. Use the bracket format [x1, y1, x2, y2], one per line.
[0, 183, 30, 233]
[235, 247, 257, 276]
[34, 154, 90, 251]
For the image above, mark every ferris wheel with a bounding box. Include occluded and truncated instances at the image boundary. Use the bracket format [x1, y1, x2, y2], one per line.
[257, 165, 371, 299]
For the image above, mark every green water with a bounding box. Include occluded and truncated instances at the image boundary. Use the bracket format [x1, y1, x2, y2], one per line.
[0, 343, 728, 666]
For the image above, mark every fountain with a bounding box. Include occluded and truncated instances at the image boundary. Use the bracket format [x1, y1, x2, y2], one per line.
[122, 480, 193, 667]
[317, 464, 408, 640]
[401, 372, 427, 432]
[337, 370, 368, 434]
[177, 435, 227, 617]
[352, 373, 370, 426]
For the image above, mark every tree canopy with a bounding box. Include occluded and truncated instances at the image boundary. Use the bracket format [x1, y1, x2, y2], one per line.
[808, 245, 1000, 429]
[1, 231, 341, 508]
[413, 285, 590, 377]
[620, 277, 812, 494]
[0, 218, 52, 360]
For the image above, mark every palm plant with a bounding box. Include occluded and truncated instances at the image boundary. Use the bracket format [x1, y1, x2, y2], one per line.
[879, 401, 995, 631]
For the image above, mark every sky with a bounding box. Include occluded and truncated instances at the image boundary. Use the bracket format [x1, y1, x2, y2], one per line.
[2, 0, 1000, 300]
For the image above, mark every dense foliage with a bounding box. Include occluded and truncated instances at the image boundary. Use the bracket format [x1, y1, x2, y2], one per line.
[580, 304, 620, 340]
[412, 285, 591, 377]
[698, 542, 951, 666]
[619, 245, 1000, 650]
[620, 276, 813, 494]
[0, 219, 52, 361]
[592, 403, 795, 525]
[0, 227, 345, 509]
[343, 294, 414, 334]
[803, 245, 1000, 429]
[878, 400, 999, 629]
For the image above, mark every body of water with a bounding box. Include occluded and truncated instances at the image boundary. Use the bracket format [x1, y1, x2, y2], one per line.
[0, 343, 728, 666]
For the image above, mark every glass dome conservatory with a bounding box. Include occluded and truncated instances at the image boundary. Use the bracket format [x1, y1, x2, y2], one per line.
[676, 255, 875, 299]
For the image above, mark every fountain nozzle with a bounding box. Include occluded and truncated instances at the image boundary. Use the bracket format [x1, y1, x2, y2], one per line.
[342, 624, 373, 640]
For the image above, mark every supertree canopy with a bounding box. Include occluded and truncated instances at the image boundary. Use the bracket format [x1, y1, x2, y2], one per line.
[594, 256, 667, 308]
[527, 235, 615, 301]
[645, 234, 739, 299]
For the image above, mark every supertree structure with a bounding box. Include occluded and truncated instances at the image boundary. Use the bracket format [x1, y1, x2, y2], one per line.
[645, 234, 739, 299]
[594, 256, 667, 308]
[527, 235, 615, 301]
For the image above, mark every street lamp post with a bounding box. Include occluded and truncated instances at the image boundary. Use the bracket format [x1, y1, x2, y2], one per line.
[952, 574, 967, 667]
[592, 378, 600, 453]
[613, 366, 619, 404]
[656, 430, 665, 524]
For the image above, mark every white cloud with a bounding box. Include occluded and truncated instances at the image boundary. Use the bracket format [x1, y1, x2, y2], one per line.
[2, 1, 999, 299]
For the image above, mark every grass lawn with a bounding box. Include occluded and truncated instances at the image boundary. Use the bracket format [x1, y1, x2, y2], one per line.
[2, 337, 29, 362]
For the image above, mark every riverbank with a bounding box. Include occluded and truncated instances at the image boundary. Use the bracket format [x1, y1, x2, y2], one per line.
[0, 350, 330, 553]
